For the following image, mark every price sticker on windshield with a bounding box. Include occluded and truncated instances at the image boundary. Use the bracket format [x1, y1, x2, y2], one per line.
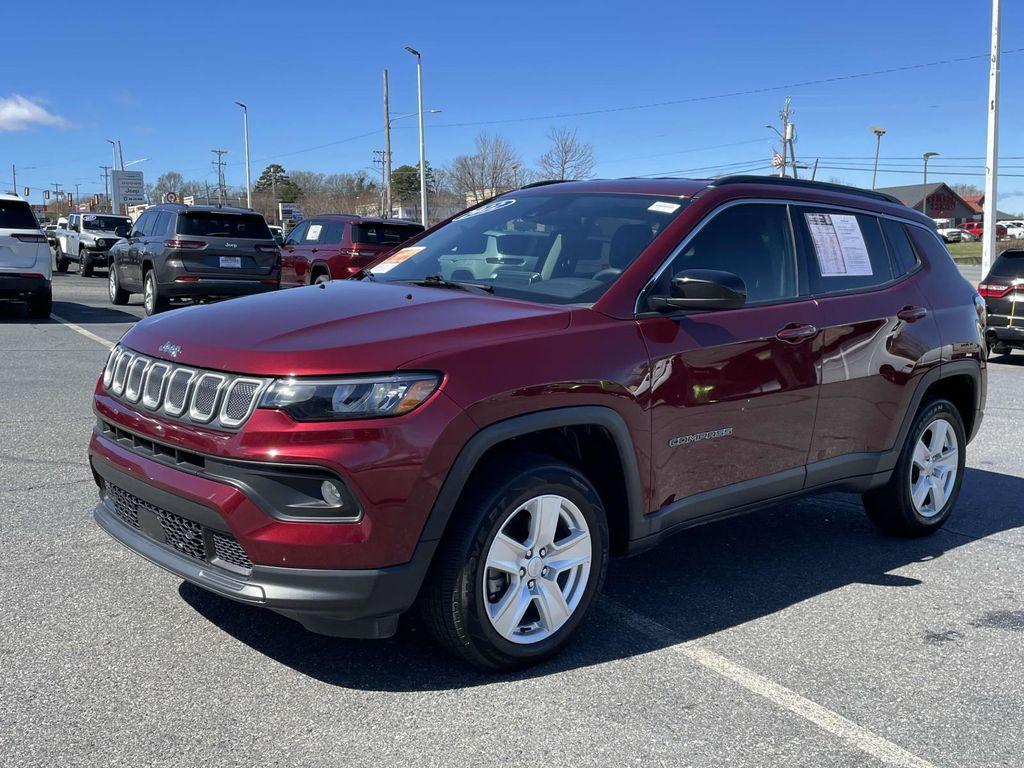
[371, 246, 424, 274]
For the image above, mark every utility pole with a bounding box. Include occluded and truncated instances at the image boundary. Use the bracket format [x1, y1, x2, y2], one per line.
[870, 127, 886, 189]
[11, 165, 16, 195]
[52, 184, 63, 216]
[982, 0, 1001, 277]
[212, 150, 228, 205]
[117, 140, 126, 171]
[810, 158, 820, 181]
[373, 150, 386, 216]
[99, 166, 112, 212]
[382, 68, 392, 218]
[767, 98, 793, 178]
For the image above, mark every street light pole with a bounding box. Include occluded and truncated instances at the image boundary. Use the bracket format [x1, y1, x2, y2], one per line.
[982, 0, 1002, 277]
[235, 102, 252, 209]
[870, 126, 886, 189]
[405, 46, 427, 227]
[922, 152, 939, 215]
[106, 139, 119, 213]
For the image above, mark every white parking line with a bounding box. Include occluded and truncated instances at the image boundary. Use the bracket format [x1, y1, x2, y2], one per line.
[603, 600, 939, 768]
[50, 313, 115, 350]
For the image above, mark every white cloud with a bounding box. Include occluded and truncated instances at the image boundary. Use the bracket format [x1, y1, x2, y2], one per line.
[0, 95, 68, 132]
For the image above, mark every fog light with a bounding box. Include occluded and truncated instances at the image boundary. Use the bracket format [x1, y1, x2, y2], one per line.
[321, 480, 344, 508]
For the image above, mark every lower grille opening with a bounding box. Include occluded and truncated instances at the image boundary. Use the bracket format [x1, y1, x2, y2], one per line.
[105, 482, 252, 575]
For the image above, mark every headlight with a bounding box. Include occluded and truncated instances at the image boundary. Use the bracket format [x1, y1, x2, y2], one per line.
[259, 373, 440, 421]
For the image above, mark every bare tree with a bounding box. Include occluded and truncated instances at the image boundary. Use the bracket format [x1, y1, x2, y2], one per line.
[537, 127, 595, 181]
[443, 133, 524, 204]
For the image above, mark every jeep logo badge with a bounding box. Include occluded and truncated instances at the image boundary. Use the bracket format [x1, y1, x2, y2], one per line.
[225, 242, 237, 248]
[158, 341, 183, 358]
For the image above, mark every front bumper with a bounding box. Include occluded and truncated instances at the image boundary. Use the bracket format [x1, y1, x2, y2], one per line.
[0, 273, 49, 299]
[90, 439, 435, 638]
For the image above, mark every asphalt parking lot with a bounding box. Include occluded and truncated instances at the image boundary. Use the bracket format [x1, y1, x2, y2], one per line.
[2, 269, 1023, 768]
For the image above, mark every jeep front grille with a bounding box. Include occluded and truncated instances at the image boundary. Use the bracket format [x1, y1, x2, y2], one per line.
[102, 346, 269, 431]
[105, 482, 253, 575]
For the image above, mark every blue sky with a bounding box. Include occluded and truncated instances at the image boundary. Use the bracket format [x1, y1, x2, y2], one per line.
[4, 0, 1023, 212]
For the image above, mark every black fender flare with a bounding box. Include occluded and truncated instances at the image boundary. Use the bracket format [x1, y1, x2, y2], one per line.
[419, 405, 646, 543]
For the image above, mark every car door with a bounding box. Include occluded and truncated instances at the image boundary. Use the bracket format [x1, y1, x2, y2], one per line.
[65, 214, 80, 257]
[293, 219, 325, 284]
[125, 210, 154, 288]
[279, 220, 310, 288]
[792, 207, 941, 481]
[637, 201, 821, 522]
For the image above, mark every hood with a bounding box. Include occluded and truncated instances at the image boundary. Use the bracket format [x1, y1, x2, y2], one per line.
[122, 280, 571, 376]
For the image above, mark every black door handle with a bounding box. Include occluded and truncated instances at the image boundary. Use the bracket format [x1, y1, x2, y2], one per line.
[897, 305, 928, 322]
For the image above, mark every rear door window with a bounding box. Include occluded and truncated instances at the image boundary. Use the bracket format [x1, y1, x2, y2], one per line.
[795, 208, 894, 294]
[353, 222, 423, 245]
[319, 220, 346, 245]
[178, 211, 272, 239]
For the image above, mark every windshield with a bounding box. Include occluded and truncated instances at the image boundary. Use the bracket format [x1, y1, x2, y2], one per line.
[369, 193, 687, 305]
[178, 211, 273, 239]
[83, 215, 131, 234]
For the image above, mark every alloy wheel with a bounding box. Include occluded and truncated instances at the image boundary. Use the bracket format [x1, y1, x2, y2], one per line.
[482, 494, 592, 644]
[109, 269, 118, 301]
[909, 417, 959, 518]
[144, 276, 154, 313]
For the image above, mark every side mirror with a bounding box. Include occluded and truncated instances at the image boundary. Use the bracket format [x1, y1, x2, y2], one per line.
[648, 269, 746, 312]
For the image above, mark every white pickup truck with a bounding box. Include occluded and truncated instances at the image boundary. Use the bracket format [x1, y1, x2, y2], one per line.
[55, 212, 131, 276]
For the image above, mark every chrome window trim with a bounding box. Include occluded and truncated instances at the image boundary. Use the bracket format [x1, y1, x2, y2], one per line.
[219, 377, 267, 428]
[124, 356, 151, 403]
[163, 367, 197, 417]
[634, 196, 938, 316]
[188, 372, 227, 424]
[141, 362, 170, 410]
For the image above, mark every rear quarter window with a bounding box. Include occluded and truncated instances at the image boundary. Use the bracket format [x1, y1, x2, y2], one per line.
[177, 212, 272, 239]
[881, 219, 920, 276]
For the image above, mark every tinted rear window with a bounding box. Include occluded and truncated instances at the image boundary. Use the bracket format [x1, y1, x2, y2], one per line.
[0, 200, 38, 230]
[353, 222, 423, 245]
[177, 211, 272, 239]
[990, 250, 1024, 277]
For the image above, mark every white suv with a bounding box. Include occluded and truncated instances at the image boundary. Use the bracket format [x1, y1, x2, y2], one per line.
[0, 195, 51, 318]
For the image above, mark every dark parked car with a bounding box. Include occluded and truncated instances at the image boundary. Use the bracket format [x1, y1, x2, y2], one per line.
[279, 215, 423, 287]
[979, 248, 1024, 356]
[107, 204, 279, 315]
[90, 176, 985, 670]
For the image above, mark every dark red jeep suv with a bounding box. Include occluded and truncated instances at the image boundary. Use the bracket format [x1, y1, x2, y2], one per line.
[89, 176, 986, 670]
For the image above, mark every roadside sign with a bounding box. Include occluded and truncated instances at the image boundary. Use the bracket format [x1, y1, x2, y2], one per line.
[163, 192, 179, 204]
[111, 170, 146, 212]
[278, 202, 302, 223]
[183, 195, 195, 206]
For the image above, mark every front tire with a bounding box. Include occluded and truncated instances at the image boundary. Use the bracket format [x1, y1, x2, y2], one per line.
[108, 265, 129, 305]
[55, 246, 69, 273]
[143, 270, 167, 316]
[80, 249, 94, 277]
[418, 454, 609, 671]
[862, 400, 966, 537]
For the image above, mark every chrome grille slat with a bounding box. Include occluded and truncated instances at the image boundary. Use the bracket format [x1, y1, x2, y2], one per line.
[124, 357, 150, 403]
[101, 345, 268, 431]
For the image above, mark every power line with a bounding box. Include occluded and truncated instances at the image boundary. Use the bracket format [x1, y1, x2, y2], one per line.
[432, 48, 1024, 129]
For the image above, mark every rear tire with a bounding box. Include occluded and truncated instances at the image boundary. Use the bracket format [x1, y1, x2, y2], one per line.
[80, 249, 93, 277]
[862, 399, 966, 537]
[26, 287, 52, 319]
[313, 272, 331, 285]
[143, 270, 167, 316]
[108, 265, 130, 305]
[417, 453, 609, 671]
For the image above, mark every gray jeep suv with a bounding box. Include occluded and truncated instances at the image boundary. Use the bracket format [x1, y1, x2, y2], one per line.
[107, 204, 280, 315]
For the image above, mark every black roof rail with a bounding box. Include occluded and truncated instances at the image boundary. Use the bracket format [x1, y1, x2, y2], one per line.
[518, 179, 570, 190]
[708, 175, 903, 205]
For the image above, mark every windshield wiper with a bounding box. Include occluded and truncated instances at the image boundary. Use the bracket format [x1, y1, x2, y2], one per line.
[352, 267, 377, 282]
[399, 273, 494, 293]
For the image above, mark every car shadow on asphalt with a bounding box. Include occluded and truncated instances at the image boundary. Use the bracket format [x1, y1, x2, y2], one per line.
[178, 466, 1024, 691]
[0, 299, 140, 325]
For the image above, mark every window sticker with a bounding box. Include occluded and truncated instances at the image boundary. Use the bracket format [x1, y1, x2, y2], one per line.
[804, 212, 873, 277]
[453, 198, 517, 221]
[648, 201, 681, 214]
[370, 246, 424, 274]
[305, 224, 323, 241]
